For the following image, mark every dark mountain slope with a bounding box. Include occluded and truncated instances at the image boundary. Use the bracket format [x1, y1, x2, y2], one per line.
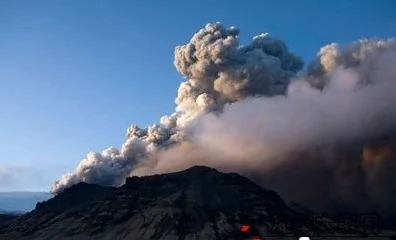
[0, 166, 394, 240]
[0, 214, 19, 228]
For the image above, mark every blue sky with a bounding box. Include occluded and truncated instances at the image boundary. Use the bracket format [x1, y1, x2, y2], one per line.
[0, 0, 395, 191]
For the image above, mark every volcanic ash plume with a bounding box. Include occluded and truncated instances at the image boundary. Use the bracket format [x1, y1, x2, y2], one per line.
[50, 23, 303, 193]
[51, 23, 396, 215]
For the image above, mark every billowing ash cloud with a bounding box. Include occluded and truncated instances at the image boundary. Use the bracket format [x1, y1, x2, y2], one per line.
[51, 23, 303, 192]
[52, 23, 396, 216]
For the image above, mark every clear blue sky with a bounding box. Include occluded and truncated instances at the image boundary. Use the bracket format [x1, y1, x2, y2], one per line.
[0, 0, 395, 191]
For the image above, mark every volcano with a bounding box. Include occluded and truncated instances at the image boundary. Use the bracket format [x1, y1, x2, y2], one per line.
[1, 166, 395, 240]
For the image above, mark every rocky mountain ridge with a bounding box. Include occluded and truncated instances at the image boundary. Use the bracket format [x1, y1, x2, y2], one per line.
[0, 166, 394, 240]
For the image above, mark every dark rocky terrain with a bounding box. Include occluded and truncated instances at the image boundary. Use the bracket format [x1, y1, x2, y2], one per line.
[0, 213, 19, 228]
[0, 166, 395, 240]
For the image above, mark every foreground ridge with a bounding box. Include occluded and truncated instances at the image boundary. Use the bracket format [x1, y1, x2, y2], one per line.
[1, 166, 395, 240]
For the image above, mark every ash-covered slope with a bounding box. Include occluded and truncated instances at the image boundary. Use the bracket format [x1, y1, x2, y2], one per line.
[0, 166, 394, 240]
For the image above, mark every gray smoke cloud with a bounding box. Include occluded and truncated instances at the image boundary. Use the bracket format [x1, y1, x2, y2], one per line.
[51, 23, 303, 192]
[51, 23, 396, 216]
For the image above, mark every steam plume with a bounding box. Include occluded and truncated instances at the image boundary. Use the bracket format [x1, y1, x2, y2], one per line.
[51, 23, 396, 216]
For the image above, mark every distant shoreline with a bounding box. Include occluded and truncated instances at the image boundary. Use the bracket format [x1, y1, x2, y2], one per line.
[0, 192, 52, 213]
